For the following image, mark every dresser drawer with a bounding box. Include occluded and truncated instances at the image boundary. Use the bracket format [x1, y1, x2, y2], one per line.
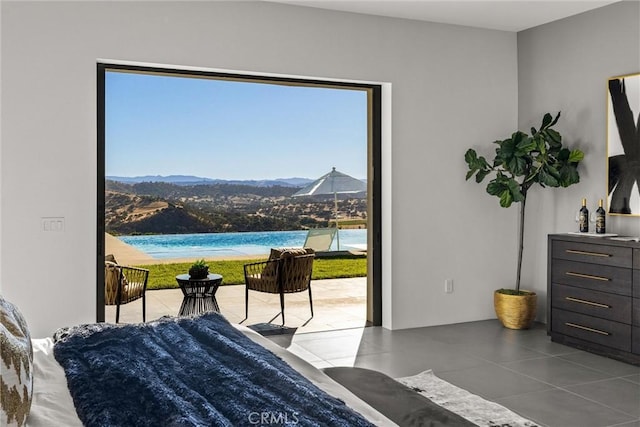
[551, 259, 632, 296]
[634, 298, 640, 326]
[633, 326, 640, 354]
[552, 284, 631, 323]
[553, 240, 632, 268]
[634, 270, 640, 298]
[633, 248, 640, 269]
[552, 308, 631, 352]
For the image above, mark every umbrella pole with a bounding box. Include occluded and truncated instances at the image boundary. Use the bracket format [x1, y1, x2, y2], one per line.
[334, 192, 340, 250]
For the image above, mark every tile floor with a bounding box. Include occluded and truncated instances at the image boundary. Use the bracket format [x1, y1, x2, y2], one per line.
[266, 321, 640, 427]
[106, 279, 640, 427]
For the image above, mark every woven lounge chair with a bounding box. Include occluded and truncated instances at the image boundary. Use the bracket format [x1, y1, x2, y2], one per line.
[105, 255, 150, 323]
[243, 248, 315, 325]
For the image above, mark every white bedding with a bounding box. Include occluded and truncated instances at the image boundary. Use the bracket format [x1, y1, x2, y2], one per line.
[28, 338, 82, 427]
[27, 324, 394, 426]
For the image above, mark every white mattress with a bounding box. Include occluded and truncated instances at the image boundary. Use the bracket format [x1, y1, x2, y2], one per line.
[27, 324, 394, 426]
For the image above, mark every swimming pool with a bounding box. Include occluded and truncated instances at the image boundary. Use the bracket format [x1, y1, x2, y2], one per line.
[119, 229, 367, 259]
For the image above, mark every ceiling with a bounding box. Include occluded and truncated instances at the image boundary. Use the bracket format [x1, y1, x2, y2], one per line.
[266, 0, 622, 32]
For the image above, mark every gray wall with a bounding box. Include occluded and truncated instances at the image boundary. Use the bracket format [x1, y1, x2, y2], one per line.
[3, 1, 636, 337]
[518, 1, 640, 320]
[1, 1, 518, 337]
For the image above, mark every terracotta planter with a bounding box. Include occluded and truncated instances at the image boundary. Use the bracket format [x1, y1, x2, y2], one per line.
[494, 290, 537, 329]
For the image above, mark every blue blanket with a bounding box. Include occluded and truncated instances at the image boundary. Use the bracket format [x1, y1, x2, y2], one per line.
[53, 313, 374, 427]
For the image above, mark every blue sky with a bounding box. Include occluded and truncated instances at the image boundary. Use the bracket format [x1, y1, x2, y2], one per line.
[105, 71, 368, 181]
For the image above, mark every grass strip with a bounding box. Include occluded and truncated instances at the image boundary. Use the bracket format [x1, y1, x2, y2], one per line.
[137, 256, 367, 290]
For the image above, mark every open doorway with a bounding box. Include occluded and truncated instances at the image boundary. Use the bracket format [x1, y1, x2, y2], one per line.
[97, 63, 382, 327]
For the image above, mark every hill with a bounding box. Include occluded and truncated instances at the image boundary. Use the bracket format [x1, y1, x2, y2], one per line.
[105, 191, 215, 235]
[104, 180, 367, 235]
[106, 175, 313, 187]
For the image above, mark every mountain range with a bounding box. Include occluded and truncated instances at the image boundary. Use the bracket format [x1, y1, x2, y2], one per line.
[106, 175, 313, 187]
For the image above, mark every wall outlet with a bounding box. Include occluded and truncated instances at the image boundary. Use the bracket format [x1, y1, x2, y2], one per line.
[445, 279, 453, 293]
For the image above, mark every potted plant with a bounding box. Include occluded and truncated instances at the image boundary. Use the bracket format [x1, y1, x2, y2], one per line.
[188, 259, 209, 280]
[464, 112, 584, 329]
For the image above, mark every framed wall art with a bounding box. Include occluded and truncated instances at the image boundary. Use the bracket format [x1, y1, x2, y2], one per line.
[608, 72, 640, 215]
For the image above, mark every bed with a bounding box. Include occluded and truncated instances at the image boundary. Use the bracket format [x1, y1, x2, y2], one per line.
[1, 294, 509, 427]
[2, 295, 398, 426]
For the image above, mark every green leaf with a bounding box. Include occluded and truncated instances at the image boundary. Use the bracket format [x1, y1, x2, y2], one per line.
[500, 190, 513, 207]
[549, 111, 561, 127]
[475, 169, 489, 183]
[487, 175, 523, 207]
[534, 135, 547, 154]
[478, 155, 489, 168]
[559, 165, 580, 186]
[511, 131, 525, 145]
[538, 167, 559, 187]
[464, 149, 478, 165]
[557, 148, 570, 161]
[506, 179, 525, 202]
[465, 149, 493, 181]
[487, 180, 505, 196]
[507, 156, 527, 176]
[498, 137, 517, 157]
[496, 133, 532, 176]
[530, 127, 537, 135]
[541, 113, 553, 129]
[568, 149, 584, 163]
[516, 136, 537, 154]
[546, 164, 561, 179]
[545, 129, 562, 145]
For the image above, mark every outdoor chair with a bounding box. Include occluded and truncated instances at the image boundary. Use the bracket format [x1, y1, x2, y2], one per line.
[105, 255, 150, 323]
[303, 228, 337, 252]
[243, 248, 315, 325]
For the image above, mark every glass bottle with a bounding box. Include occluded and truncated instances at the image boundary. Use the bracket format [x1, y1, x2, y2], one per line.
[595, 199, 606, 234]
[579, 198, 589, 232]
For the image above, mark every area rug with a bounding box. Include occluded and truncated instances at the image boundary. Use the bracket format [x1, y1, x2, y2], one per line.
[397, 370, 539, 427]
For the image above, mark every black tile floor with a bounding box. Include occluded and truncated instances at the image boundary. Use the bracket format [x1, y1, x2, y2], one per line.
[265, 320, 640, 427]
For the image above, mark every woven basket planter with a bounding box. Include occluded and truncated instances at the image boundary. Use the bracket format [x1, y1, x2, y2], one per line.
[494, 290, 537, 329]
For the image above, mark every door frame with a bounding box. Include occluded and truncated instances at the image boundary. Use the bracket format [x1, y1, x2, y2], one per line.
[96, 62, 382, 325]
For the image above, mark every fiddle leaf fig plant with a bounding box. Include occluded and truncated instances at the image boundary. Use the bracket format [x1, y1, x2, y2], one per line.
[464, 112, 584, 293]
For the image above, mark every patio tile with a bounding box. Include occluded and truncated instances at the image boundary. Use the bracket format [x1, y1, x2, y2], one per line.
[105, 278, 368, 335]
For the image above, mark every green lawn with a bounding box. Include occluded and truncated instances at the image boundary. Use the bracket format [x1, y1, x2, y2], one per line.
[138, 255, 367, 290]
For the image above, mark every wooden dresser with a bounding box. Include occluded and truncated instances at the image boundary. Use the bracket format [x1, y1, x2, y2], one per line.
[548, 234, 640, 365]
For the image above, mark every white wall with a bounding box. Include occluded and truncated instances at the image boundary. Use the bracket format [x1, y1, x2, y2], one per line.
[518, 1, 640, 321]
[1, 1, 517, 337]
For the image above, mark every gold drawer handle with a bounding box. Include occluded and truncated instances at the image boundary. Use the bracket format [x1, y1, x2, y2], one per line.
[565, 322, 610, 336]
[565, 249, 612, 258]
[565, 296, 610, 309]
[565, 272, 610, 282]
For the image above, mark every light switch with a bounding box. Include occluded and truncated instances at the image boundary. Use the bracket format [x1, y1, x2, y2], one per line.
[42, 217, 65, 232]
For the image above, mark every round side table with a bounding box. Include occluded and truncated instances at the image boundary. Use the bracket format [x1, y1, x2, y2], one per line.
[175, 273, 223, 316]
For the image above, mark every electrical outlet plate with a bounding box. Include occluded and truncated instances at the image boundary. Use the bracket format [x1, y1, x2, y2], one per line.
[445, 279, 453, 293]
[42, 217, 65, 232]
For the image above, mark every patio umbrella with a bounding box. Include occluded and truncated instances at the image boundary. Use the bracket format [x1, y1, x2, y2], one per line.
[292, 167, 367, 250]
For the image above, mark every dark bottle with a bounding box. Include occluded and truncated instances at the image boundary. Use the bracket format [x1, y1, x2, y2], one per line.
[579, 198, 589, 232]
[596, 199, 606, 234]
